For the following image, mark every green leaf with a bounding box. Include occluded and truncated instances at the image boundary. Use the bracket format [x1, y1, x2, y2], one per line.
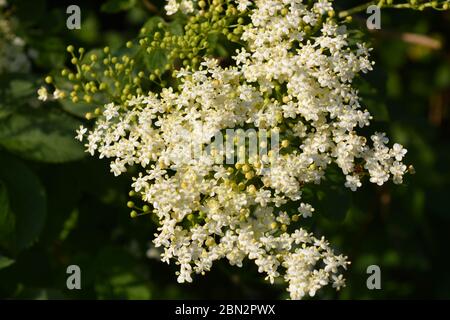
[30, 37, 66, 69]
[59, 97, 96, 118]
[101, 0, 137, 13]
[9, 79, 35, 101]
[144, 48, 168, 71]
[0, 153, 47, 254]
[141, 16, 166, 35]
[0, 254, 14, 270]
[94, 247, 152, 299]
[0, 75, 37, 119]
[0, 110, 85, 163]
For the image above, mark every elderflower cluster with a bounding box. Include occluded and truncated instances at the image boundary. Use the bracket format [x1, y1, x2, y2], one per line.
[69, 0, 409, 299]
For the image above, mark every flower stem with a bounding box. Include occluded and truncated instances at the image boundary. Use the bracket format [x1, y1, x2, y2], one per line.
[339, 0, 450, 18]
[338, 1, 379, 18]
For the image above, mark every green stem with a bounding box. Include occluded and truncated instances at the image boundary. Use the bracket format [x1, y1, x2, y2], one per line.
[338, 1, 379, 18]
[339, 0, 450, 18]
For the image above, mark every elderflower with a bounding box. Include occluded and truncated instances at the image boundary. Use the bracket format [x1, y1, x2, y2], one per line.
[56, 0, 412, 300]
[37, 86, 48, 101]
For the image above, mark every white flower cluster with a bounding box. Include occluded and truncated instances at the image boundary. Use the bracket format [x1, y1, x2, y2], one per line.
[0, 1, 30, 74]
[76, 0, 408, 299]
[37, 86, 65, 102]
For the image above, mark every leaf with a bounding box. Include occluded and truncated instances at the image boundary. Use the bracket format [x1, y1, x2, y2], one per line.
[59, 97, 97, 118]
[0, 153, 47, 254]
[144, 48, 168, 71]
[0, 110, 85, 163]
[9, 79, 35, 101]
[0, 75, 37, 119]
[101, 0, 137, 13]
[0, 255, 14, 270]
[30, 37, 66, 69]
[141, 16, 166, 35]
[168, 18, 185, 36]
[94, 247, 152, 299]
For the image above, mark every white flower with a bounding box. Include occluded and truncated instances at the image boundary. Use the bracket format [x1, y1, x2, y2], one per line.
[298, 203, 315, 218]
[391, 143, 407, 161]
[236, 0, 251, 11]
[345, 175, 362, 191]
[332, 274, 346, 291]
[74, 0, 410, 300]
[75, 125, 87, 141]
[37, 86, 48, 101]
[103, 103, 120, 121]
[53, 88, 65, 100]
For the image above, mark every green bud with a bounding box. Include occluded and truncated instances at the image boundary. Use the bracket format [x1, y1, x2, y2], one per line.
[83, 95, 92, 103]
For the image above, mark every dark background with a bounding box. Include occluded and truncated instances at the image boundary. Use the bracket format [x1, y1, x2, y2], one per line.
[0, 0, 449, 299]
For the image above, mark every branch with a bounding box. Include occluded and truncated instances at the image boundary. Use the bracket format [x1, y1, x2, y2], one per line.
[339, 0, 450, 18]
[339, 1, 378, 18]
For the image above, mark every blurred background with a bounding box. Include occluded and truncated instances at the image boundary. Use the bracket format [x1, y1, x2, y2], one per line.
[0, 0, 449, 299]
